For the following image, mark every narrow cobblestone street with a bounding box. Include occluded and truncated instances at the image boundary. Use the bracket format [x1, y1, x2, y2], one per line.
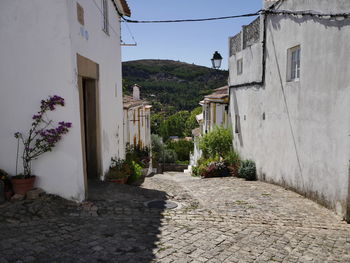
[1, 172, 350, 263]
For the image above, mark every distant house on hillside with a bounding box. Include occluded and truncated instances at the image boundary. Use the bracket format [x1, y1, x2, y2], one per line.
[228, 0, 350, 221]
[0, 0, 131, 201]
[123, 85, 152, 149]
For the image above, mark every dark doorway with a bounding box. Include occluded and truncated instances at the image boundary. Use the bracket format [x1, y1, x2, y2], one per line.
[82, 78, 99, 179]
[77, 53, 101, 199]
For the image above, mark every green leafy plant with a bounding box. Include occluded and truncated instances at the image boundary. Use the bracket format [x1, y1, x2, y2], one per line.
[105, 158, 131, 180]
[166, 140, 193, 161]
[191, 166, 200, 177]
[224, 151, 241, 177]
[125, 144, 150, 167]
[199, 126, 232, 159]
[127, 161, 143, 184]
[238, 160, 257, 181]
[0, 169, 12, 193]
[163, 149, 178, 163]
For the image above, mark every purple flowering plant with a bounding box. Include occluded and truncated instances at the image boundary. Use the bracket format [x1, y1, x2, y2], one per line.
[14, 95, 72, 178]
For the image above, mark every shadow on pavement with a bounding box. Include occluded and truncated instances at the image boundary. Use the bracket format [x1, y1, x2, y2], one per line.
[0, 180, 167, 263]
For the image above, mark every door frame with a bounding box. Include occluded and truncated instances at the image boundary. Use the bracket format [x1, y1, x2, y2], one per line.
[77, 53, 102, 199]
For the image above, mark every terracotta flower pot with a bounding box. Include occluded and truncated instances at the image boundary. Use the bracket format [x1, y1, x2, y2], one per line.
[11, 176, 36, 195]
[109, 177, 128, 184]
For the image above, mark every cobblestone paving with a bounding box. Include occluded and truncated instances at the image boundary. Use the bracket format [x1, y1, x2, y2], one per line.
[0, 173, 349, 263]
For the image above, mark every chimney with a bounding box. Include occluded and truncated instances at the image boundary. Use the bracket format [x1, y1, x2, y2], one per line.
[133, 84, 140, 100]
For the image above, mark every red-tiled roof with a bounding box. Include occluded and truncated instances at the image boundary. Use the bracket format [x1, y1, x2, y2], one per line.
[113, 0, 131, 17]
[205, 86, 228, 100]
[119, 0, 131, 17]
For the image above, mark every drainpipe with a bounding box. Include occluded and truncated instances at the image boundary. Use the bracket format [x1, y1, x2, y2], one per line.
[347, 161, 350, 223]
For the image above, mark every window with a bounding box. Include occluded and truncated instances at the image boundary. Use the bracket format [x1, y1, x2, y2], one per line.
[237, 59, 243, 75]
[287, 46, 300, 81]
[235, 115, 240, 134]
[102, 0, 109, 35]
[77, 2, 84, 25]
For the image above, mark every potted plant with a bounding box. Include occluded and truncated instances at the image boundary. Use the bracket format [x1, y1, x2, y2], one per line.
[0, 169, 13, 200]
[127, 161, 143, 186]
[224, 151, 241, 177]
[13, 95, 72, 195]
[105, 158, 130, 184]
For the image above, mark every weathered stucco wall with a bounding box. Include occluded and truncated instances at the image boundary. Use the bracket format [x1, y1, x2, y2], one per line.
[0, 0, 125, 201]
[124, 106, 151, 149]
[229, 0, 350, 218]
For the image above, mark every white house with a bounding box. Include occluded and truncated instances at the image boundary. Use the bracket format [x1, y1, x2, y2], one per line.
[0, 0, 131, 201]
[201, 86, 230, 134]
[123, 84, 152, 149]
[229, 0, 350, 221]
[189, 86, 230, 168]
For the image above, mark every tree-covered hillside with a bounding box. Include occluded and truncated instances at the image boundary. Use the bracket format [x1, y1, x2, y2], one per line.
[122, 59, 228, 114]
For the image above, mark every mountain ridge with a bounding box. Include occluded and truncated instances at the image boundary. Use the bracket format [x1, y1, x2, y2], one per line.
[122, 59, 228, 114]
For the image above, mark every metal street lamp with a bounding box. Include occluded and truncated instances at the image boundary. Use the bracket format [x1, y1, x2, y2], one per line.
[211, 51, 223, 69]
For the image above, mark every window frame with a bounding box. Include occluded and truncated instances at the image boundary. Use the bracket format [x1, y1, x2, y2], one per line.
[287, 45, 301, 82]
[237, 59, 243, 75]
[102, 0, 109, 35]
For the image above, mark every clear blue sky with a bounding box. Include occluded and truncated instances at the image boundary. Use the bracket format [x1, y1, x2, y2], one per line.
[121, 0, 262, 69]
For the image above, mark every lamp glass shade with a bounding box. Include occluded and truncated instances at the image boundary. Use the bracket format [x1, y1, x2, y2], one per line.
[211, 51, 223, 69]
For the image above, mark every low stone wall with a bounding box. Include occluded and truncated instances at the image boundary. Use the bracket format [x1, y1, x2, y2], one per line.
[161, 164, 188, 172]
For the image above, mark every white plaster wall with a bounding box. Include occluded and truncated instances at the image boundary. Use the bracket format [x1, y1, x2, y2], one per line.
[0, 0, 85, 201]
[230, 1, 350, 217]
[66, 0, 125, 175]
[124, 105, 151, 148]
[229, 43, 263, 85]
[144, 109, 151, 147]
[0, 0, 125, 201]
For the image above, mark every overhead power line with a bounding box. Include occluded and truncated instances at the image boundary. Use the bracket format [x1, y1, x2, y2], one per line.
[121, 11, 262, 24]
[120, 9, 350, 24]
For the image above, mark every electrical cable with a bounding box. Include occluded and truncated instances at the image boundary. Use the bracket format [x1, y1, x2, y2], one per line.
[121, 11, 262, 24]
[119, 9, 350, 24]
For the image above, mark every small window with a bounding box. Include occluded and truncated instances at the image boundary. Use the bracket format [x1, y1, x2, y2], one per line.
[77, 2, 84, 25]
[235, 114, 240, 134]
[287, 45, 300, 81]
[102, 0, 109, 35]
[237, 59, 243, 75]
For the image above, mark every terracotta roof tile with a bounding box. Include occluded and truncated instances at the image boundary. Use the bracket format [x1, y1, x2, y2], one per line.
[205, 86, 228, 100]
[114, 0, 131, 17]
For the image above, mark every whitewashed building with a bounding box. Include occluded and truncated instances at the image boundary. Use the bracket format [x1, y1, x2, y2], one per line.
[189, 86, 230, 168]
[123, 85, 152, 149]
[229, 0, 350, 221]
[0, 0, 131, 201]
[201, 86, 230, 134]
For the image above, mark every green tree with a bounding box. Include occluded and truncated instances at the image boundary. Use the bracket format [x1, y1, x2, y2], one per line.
[159, 111, 190, 141]
[199, 126, 232, 158]
[167, 140, 194, 161]
[184, 107, 202, 136]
